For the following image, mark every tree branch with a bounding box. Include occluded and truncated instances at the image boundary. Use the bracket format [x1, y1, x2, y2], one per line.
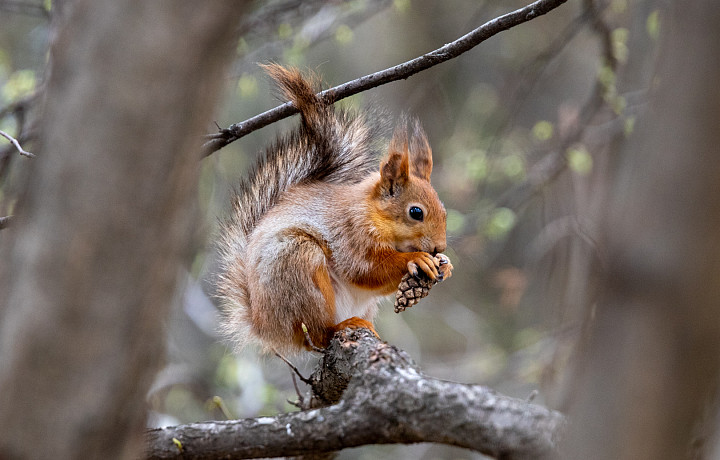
[0, 129, 35, 158]
[0, 216, 12, 230]
[201, 0, 570, 157]
[145, 329, 565, 459]
[0, 92, 39, 179]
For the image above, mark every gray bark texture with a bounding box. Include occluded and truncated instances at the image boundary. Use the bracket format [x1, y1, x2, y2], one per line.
[0, 1, 246, 459]
[146, 328, 565, 459]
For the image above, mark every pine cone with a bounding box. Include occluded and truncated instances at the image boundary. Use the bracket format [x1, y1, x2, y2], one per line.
[393, 253, 452, 313]
[394, 272, 435, 313]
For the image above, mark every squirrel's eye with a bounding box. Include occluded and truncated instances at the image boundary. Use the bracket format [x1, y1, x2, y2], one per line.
[409, 206, 424, 221]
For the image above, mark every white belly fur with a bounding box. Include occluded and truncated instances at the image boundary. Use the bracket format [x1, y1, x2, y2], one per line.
[329, 269, 381, 324]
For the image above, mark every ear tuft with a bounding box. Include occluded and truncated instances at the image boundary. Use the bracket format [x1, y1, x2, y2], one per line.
[409, 119, 432, 181]
[380, 127, 410, 195]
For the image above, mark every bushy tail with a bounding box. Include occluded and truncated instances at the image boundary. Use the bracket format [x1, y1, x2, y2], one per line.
[216, 65, 384, 350]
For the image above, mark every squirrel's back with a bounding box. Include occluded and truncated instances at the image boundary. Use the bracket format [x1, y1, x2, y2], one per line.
[216, 65, 386, 348]
[224, 65, 384, 238]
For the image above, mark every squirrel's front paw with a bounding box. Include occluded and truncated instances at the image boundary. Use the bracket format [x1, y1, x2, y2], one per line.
[435, 253, 453, 282]
[395, 253, 453, 313]
[407, 252, 440, 281]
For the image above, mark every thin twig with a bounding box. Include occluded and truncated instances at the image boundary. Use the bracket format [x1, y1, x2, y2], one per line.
[209, 396, 235, 420]
[0, 91, 38, 179]
[301, 322, 324, 352]
[201, 0, 570, 156]
[0, 129, 35, 158]
[286, 373, 307, 409]
[0, 216, 12, 230]
[274, 351, 312, 385]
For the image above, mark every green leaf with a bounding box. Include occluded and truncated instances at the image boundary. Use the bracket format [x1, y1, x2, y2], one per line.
[610, 94, 626, 115]
[284, 40, 309, 67]
[610, 0, 627, 13]
[393, 0, 410, 13]
[624, 116, 636, 136]
[236, 74, 258, 99]
[466, 151, 488, 181]
[278, 23, 293, 40]
[597, 64, 615, 89]
[485, 208, 516, 240]
[567, 146, 593, 175]
[446, 209, 466, 234]
[236, 38, 249, 56]
[612, 28, 629, 63]
[335, 25, 354, 45]
[502, 154, 525, 180]
[532, 120, 554, 141]
[2, 69, 36, 102]
[646, 10, 661, 40]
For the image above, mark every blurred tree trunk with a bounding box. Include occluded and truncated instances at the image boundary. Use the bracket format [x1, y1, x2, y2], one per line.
[565, 0, 720, 458]
[0, 1, 245, 459]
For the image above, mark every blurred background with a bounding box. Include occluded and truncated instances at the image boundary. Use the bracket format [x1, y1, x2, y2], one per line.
[0, 0, 661, 458]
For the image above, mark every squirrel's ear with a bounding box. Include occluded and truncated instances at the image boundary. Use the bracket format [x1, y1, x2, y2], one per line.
[380, 128, 410, 196]
[409, 119, 432, 181]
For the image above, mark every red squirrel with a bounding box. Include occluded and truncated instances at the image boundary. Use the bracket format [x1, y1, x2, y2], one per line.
[217, 65, 452, 353]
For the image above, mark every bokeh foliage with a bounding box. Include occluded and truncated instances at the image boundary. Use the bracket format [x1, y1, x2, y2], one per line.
[0, 1, 662, 458]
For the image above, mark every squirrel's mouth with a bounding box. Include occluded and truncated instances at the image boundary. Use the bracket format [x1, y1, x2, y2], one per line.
[397, 243, 441, 256]
[396, 243, 420, 253]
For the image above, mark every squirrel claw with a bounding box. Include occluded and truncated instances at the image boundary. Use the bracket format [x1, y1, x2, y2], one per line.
[407, 252, 440, 281]
[436, 253, 450, 266]
[408, 263, 419, 278]
[435, 253, 453, 281]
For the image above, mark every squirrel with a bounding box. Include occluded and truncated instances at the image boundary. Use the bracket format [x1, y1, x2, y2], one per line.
[216, 64, 452, 354]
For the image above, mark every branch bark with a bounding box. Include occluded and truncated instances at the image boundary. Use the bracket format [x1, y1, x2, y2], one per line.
[201, 0, 570, 156]
[146, 329, 565, 460]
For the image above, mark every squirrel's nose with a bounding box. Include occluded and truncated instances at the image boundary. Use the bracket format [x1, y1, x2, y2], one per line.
[431, 244, 446, 256]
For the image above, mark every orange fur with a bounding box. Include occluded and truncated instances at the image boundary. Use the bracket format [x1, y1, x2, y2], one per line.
[350, 248, 440, 294]
[331, 317, 378, 337]
[312, 264, 336, 318]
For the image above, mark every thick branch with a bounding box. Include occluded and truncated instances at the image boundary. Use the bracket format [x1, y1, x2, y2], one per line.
[201, 0, 570, 156]
[146, 329, 565, 459]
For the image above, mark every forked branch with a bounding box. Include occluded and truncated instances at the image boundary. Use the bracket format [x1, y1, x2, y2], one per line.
[146, 329, 565, 459]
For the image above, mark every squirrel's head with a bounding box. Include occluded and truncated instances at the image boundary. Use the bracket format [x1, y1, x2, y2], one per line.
[371, 120, 447, 255]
